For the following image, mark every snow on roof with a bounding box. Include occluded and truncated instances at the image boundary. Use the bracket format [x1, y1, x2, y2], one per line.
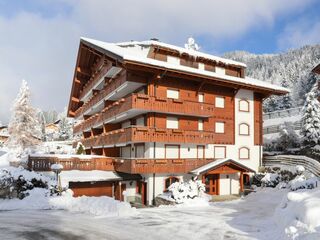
[60, 170, 121, 188]
[80, 37, 289, 94]
[116, 39, 247, 67]
[30, 154, 107, 160]
[190, 158, 256, 175]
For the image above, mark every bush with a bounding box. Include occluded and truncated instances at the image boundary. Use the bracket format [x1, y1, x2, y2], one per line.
[0, 167, 51, 199]
[167, 180, 205, 204]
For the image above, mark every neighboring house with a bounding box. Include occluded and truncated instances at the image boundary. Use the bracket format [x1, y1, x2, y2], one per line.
[312, 63, 320, 75]
[0, 126, 9, 144]
[51, 37, 287, 205]
[45, 121, 60, 141]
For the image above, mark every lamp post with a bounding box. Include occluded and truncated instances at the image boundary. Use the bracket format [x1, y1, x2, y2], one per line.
[51, 164, 63, 194]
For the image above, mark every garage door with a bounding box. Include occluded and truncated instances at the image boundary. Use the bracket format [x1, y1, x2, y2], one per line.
[69, 181, 113, 197]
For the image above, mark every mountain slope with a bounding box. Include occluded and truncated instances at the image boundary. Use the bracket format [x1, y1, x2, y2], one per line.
[224, 45, 320, 112]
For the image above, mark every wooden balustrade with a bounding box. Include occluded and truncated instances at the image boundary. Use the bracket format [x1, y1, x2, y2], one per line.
[79, 127, 216, 148]
[28, 155, 115, 171]
[75, 71, 127, 118]
[27, 154, 216, 174]
[114, 158, 216, 174]
[74, 93, 215, 134]
[79, 64, 110, 101]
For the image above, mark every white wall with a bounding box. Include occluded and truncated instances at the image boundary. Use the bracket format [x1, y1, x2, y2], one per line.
[143, 173, 193, 205]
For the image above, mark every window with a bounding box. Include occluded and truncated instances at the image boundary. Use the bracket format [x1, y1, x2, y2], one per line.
[135, 144, 145, 158]
[121, 146, 131, 158]
[136, 116, 145, 126]
[198, 119, 204, 131]
[198, 93, 204, 103]
[215, 96, 225, 108]
[166, 116, 179, 129]
[121, 120, 131, 129]
[215, 122, 225, 133]
[239, 123, 249, 135]
[239, 147, 250, 159]
[165, 177, 179, 190]
[239, 99, 249, 112]
[167, 89, 179, 99]
[214, 146, 226, 159]
[197, 145, 205, 159]
[165, 145, 180, 159]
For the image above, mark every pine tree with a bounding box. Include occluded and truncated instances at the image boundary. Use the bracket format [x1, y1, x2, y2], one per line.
[57, 107, 73, 141]
[76, 142, 85, 155]
[6, 80, 41, 158]
[300, 81, 320, 146]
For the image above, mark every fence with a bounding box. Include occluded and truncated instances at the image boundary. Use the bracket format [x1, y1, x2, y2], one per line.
[263, 155, 320, 177]
[263, 107, 302, 120]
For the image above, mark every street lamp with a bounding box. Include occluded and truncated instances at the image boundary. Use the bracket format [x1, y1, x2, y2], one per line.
[51, 163, 63, 194]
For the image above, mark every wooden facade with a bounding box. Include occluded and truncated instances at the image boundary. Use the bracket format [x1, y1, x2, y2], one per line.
[62, 38, 288, 198]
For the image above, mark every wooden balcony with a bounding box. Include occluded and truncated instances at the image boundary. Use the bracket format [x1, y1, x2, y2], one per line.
[28, 155, 115, 171]
[114, 158, 216, 174]
[79, 127, 216, 148]
[73, 94, 215, 134]
[75, 70, 127, 118]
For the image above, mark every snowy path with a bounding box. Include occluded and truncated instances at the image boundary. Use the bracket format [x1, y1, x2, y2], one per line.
[0, 189, 288, 240]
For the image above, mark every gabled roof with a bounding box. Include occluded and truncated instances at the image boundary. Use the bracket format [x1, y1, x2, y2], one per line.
[79, 37, 289, 95]
[312, 63, 320, 75]
[190, 158, 256, 175]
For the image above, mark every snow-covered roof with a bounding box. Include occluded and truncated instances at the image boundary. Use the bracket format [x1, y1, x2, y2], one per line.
[60, 170, 121, 188]
[80, 37, 289, 94]
[30, 154, 107, 160]
[190, 158, 256, 175]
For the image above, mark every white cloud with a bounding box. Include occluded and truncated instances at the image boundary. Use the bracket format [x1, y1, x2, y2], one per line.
[0, 0, 315, 123]
[278, 18, 320, 50]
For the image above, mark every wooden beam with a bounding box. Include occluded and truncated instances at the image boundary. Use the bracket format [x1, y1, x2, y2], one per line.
[77, 67, 91, 77]
[71, 97, 80, 103]
[68, 110, 75, 117]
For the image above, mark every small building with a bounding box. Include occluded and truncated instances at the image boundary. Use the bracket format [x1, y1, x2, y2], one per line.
[0, 126, 9, 144]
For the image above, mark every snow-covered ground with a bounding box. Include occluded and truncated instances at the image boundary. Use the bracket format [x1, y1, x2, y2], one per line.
[0, 188, 314, 240]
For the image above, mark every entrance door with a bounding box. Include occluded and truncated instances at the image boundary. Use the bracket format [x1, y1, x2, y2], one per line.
[137, 181, 147, 205]
[204, 174, 219, 195]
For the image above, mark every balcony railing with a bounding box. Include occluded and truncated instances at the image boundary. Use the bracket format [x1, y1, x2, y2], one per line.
[73, 94, 215, 134]
[28, 155, 114, 171]
[114, 157, 216, 174]
[75, 71, 127, 118]
[79, 127, 216, 148]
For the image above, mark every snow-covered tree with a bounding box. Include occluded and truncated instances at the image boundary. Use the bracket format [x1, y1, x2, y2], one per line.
[57, 107, 73, 141]
[278, 122, 300, 150]
[300, 81, 320, 146]
[6, 80, 41, 158]
[184, 37, 200, 51]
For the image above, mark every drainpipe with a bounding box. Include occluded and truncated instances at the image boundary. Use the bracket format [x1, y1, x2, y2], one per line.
[152, 142, 156, 205]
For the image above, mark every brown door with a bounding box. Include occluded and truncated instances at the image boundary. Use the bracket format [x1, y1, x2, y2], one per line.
[204, 174, 219, 195]
[137, 181, 147, 205]
[69, 181, 113, 197]
[114, 182, 126, 201]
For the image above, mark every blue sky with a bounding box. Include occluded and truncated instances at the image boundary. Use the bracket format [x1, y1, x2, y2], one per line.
[0, 0, 319, 123]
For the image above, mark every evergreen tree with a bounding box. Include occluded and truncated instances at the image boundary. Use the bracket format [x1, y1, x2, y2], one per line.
[76, 142, 85, 155]
[300, 81, 320, 146]
[6, 80, 41, 158]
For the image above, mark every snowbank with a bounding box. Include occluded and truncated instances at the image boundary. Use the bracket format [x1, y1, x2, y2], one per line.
[0, 188, 136, 217]
[275, 188, 320, 238]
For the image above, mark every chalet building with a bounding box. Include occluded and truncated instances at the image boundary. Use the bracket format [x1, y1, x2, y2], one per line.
[66, 37, 288, 205]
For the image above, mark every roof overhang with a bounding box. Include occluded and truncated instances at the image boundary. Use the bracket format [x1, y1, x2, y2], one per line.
[190, 158, 256, 175]
[312, 63, 320, 75]
[123, 60, 289, 96]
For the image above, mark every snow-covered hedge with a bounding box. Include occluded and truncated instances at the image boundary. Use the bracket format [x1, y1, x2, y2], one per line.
[165, 180, 208, 204]
[0, 166, 52, 199]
